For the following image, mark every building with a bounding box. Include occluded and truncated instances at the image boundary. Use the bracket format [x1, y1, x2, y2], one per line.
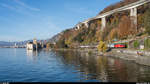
[26, 39, 42, 50]
[26, 42, 35, 50]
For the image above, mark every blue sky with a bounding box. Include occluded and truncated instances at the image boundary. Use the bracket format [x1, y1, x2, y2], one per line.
[0, 0, 121, 41]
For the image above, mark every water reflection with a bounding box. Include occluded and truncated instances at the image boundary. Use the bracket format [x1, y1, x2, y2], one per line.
[26, 50, 42, 62]
[53, 50, 150, 82]
[26, 50, 34, 61]
[25, 49, 150, 82]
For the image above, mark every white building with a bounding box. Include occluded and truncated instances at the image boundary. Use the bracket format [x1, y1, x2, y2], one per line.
[26, 42, 35, 50]
[26, 39, 42, 50]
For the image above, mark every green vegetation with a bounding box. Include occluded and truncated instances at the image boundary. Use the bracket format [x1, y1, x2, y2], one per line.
[48, 1, 150, 50]
[55, 39, 68, 48]
[144, 38, 150, 49]
[144, 9, 150, 35]
[88, 51, 92, 55]
[100, 0, 138, 14]
[133, 40, 140, 49]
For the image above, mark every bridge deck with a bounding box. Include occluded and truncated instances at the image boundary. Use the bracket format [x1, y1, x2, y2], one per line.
[83, 0, 150, 23]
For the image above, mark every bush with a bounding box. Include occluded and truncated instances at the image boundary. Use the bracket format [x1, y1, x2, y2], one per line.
[133, 40, 140, 49]
[144, 9, 150, 35]
[144, 38, 150, 49]
[97, 41, 107, 53]
[88, 51, 92, 55]
[56, 39, 68, 48]
[46, 42, 54, 48]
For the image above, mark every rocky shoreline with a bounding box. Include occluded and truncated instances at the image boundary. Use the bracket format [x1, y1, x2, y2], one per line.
[104, 49, 150, 66]
[49, 48, 150, 67]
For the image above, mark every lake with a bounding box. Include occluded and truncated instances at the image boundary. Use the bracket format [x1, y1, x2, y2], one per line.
[0, 48, 150, 82]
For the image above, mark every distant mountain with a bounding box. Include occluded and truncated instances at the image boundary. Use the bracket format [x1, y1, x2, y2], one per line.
[47, 33, 62, 43]
[0, 40, 31, 47]
[0, 41, 14, 47]
[0, 39, 48, 47]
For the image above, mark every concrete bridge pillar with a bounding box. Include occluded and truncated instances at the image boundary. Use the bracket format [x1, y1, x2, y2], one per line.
[130, 7, 137, 25]
[101, 17, 106, 30]
[76, 25, 80, 30]
[84, 22, 89, 28]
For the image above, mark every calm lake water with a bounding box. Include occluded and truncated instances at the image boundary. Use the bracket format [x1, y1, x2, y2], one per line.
[0, 48, 150, 82]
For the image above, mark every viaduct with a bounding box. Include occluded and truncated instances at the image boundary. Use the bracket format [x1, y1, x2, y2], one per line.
[75, 0, 150, 30]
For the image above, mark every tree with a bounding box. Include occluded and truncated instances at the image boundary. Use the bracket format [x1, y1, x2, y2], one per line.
[97, 41, 107, 53]
[118, 16, 136, 39]
[144, 9, 150, 35]
[133, 40, 140, 49]
[46, 42, 54, 49]
[56, 39, 68, 48]
[109, 28, 118, 40]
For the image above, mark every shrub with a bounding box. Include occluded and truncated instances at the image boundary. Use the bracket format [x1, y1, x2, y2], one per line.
[133, 40, 140, 49]
[56, 39, 68, 48]
[144, 38, 150, 49]
[88, 51, 92, 55]
[144, 9, 150, 35]
[97, 41, 107, 53]
[46, 42, 54, 48]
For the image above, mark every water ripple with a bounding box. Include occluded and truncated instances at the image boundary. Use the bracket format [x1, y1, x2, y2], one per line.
[0, 48, 150, 82]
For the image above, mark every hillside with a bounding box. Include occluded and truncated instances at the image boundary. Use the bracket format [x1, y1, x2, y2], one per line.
[48, 0, 150, 49]
[47, 32, 65, 44]
[99, 0, 139, 14]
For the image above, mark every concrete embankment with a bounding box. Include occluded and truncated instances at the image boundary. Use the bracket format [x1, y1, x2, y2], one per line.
[105, 49, 150, 66]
